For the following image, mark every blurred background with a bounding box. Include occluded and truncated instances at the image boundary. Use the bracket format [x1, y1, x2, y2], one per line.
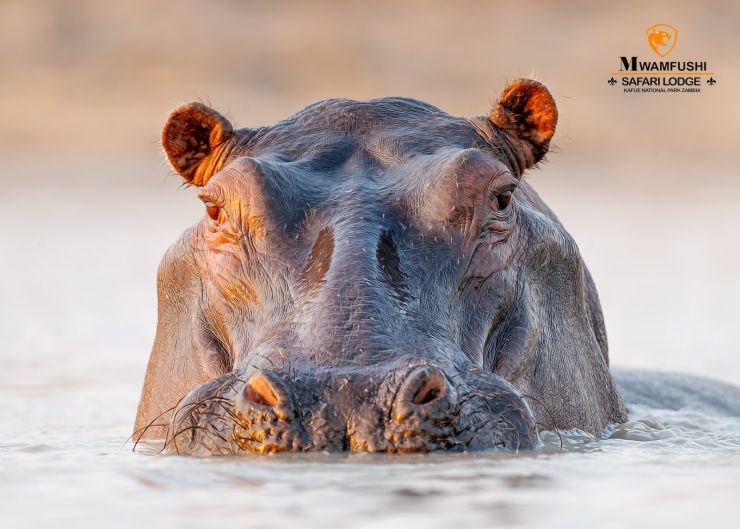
[1, 0, 739, 421]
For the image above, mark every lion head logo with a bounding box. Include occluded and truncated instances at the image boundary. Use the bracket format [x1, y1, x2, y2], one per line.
[646, 24, 678, 57]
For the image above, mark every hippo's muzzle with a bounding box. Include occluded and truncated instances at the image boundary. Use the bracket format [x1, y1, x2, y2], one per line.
[165, 363, 537, 454]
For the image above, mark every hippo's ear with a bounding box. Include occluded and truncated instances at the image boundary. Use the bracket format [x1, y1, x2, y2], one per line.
[489, 79, 558, 171]
[162, 103, 235, 186]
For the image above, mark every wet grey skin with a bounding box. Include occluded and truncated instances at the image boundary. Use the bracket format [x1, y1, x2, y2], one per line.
[134, 79, 627, 455]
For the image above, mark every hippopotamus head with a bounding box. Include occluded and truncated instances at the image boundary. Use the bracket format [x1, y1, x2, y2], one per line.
[134, 79, 627, 454]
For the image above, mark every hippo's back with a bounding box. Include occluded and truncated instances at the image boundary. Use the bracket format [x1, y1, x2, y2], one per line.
[613, 369, 740, 417]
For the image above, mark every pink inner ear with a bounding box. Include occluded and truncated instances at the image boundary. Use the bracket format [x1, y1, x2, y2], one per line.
[487, 79, 558, 171]
[493, 80, 558, 141]
[162, 103, 234, 185]
[522, 88, 557, 142]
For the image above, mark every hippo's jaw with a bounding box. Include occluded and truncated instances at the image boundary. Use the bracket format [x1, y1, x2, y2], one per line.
[164, 364, 537, 455]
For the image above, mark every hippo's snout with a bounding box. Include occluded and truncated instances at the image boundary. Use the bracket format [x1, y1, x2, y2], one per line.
[165, 364, 538, 455]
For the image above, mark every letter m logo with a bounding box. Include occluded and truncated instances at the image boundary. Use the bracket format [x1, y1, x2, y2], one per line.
[620, 57, 637, 71]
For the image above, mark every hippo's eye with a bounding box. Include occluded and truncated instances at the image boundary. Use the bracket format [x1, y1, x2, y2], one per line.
[205, 202, 221, 221]
[491, 190, 513, 212]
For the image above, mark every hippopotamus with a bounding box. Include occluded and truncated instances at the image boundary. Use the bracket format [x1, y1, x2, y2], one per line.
[134, 79, 628, 454]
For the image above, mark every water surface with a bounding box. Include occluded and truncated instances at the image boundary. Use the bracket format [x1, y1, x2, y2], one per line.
[3, 367, 739, 529]
[2, 162, 739, 528]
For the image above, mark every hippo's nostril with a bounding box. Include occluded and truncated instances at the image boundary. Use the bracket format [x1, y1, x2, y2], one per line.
[240, 372, 298, 422]
[411, 371, 447, 405]
[244, 374, 280, 407]
[394, 366, 456, 423]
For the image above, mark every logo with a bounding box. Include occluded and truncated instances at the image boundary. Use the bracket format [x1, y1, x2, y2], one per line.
[646, 24, 677, 57]
[607, 23, 716, 94]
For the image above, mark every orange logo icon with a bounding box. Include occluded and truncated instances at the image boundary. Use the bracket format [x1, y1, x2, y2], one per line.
[646, 24, 678, 57]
